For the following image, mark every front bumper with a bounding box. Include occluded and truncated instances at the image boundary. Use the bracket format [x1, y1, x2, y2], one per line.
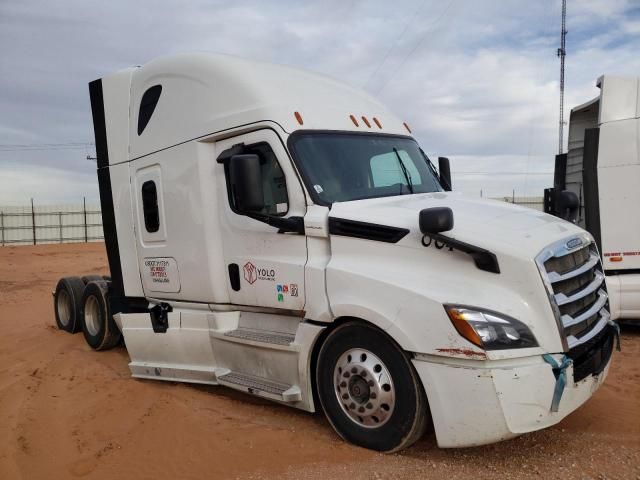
[413, 329, 614, 448]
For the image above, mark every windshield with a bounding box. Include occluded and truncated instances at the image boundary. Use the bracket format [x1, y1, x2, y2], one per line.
[289, 132, 442, 205]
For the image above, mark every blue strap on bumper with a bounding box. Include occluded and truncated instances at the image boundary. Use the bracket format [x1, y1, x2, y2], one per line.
[542, 354, 573, 413]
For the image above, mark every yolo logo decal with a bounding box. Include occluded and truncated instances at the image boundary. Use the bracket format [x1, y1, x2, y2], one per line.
[243, 262, 257, 284]
[243, 262, 276, 284]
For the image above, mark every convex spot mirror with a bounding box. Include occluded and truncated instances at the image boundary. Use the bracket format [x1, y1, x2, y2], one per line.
[438, 157, 452, 191]
[419, 207, 454, 234]
[229, 154, 265, 213]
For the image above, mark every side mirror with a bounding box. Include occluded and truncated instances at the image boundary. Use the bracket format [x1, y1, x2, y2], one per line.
[438, 157, 452, 191]
[556, 190, 579, 223]
[419, 207, 454, 234]
[229, 154, 264, 212]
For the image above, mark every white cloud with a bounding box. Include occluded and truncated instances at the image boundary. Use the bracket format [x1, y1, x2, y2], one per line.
[0, 161, 98, 205]
[1, 0, 639, 203]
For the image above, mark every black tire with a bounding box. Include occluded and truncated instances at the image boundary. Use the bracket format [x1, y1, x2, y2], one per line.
[81, 281, 121, 351]
[53, 276, 86, 333]
[316, 322, 429, 452]
[81, 274, 105, 284]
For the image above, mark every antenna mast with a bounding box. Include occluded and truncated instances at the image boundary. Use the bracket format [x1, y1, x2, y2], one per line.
[557, 0, 567, 154]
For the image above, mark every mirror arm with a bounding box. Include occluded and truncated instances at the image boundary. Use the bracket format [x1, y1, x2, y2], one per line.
[216, 143, 246, 164]
[422, 232, 500, 274]
[247, 213, 305, 234]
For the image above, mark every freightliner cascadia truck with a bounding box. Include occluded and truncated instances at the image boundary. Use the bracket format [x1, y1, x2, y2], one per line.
[545, 75, 640, 323]
[53, 53, 618, 452]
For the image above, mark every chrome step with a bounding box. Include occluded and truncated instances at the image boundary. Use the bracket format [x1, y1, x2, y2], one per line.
[217, 370, 301, 402]
[223, 327, 295, 346]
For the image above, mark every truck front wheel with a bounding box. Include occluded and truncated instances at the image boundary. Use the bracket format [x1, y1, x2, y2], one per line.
[81, 281, 121, 351]
[316, 322, 429, 452]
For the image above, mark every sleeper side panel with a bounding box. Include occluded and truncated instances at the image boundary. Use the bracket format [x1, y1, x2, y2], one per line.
[89, 77, 144, 299]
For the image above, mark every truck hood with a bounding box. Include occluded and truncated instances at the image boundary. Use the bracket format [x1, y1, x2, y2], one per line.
[328, 192, 586, 258]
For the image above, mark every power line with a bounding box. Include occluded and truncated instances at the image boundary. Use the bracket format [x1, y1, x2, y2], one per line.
[375, 0, 457, 94]
[0, 142, 94, 147]
[363, 0, 430, 90]
[0, 147, 94, 152]
[0, 142, 95, 152]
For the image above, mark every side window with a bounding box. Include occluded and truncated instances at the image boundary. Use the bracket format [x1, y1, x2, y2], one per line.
[141, 180, 160, 232]
[138, 85, 162, 135]
[370, 150, 422, 187]
[230, 142, 289, 216]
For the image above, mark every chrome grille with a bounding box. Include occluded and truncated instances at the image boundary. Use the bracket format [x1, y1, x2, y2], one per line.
[544, 247, 590, 275]
[536, 234, 609, 350]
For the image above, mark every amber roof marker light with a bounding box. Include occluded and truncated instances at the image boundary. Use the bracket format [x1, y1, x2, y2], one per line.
[403, 122, 412, 134]
[349, 114, 359, 127]
[294, 111, 304, 125]
[373, 117, 382, 129]
[361, 116, 371, 128]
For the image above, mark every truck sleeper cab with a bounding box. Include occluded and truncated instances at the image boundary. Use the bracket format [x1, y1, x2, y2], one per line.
[52, 53, 617, 452]
[545, 74, 640, 322]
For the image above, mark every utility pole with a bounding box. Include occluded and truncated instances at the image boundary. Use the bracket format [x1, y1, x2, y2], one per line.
[557, 0, 567, 154]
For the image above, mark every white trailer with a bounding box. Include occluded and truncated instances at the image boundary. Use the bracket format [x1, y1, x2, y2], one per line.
[544, 75, 640, 322]
[53, 53, 617, 452]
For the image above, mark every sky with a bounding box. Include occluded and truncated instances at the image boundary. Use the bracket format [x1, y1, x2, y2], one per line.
[1, 0, 640, 205]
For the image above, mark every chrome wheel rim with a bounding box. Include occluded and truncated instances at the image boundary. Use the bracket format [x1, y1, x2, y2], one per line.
[333, 348, 395, 428]
[84, 295, 101, 336]
[57, 289, 71, 327]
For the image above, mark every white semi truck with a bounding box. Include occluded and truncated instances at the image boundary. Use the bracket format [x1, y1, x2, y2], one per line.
[53, 53, 617, 452]
[545, 75, 640, 322]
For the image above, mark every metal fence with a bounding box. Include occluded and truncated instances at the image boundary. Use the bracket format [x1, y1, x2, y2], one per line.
[0, 198, 104, 246]
[492, 196, 544, 212]
[0, 196, 545, 247]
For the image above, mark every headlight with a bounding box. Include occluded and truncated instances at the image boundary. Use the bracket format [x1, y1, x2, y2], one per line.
[444, 305, 538, 350]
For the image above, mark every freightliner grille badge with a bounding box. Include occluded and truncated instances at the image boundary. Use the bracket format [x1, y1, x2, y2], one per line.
[566, 237, 583, 250]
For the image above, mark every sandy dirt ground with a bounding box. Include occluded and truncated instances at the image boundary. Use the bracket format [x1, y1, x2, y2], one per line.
[0, 243, 638, 480]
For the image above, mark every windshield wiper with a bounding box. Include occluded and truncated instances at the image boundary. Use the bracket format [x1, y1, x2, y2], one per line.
[419, 148, 445, 191]
[393, 147, 414, 194]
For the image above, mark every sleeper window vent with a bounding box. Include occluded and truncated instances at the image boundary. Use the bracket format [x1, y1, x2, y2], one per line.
[137, 85, 162, 135]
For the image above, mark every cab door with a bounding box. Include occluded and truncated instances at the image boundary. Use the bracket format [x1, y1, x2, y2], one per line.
[216, 129, 308, 310]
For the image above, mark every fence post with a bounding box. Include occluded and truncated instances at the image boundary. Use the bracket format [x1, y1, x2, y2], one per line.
[31, 198, 36, 245]
[0, 211, 4, 247]
[83, 197, 88, 243]
[59, 211, 63, 243]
